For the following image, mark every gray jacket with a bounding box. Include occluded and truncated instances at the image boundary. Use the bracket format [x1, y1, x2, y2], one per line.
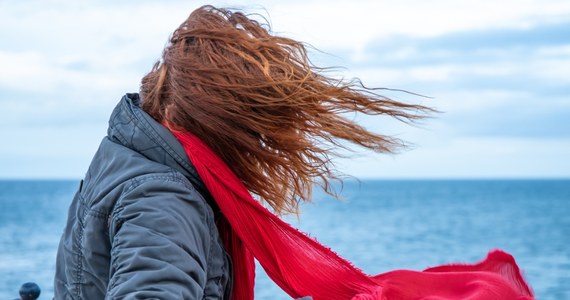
[54, 93, 232, 299]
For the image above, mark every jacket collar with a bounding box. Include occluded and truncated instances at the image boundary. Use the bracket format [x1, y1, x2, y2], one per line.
[107, 93, 218, 215]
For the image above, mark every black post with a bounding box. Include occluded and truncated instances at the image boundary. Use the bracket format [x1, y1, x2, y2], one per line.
[18, 282, 40, 300]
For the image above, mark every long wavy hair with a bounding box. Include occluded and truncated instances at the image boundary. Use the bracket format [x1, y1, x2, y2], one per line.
[141, 5, 433, 214]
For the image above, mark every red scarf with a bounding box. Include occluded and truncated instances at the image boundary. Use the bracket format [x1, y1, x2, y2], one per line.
[170, 129, 534, 300]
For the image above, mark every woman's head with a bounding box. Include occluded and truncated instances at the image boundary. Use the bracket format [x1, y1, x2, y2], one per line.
[141, 5, 432, 214]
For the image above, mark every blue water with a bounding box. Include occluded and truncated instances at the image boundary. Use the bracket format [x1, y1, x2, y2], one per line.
[1, 180, 568, 299]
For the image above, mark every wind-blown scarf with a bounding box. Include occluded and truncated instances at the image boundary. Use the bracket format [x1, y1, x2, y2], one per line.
[169, 129, 534, 300]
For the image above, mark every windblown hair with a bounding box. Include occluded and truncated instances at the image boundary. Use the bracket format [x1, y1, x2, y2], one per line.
[141, 5, 432, 214]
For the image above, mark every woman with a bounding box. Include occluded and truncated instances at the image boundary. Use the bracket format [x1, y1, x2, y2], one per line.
[54, 5, 534, 300]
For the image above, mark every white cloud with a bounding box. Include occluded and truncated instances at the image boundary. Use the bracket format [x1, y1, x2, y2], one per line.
[266, 0, 570, 50]
[532, 59, 570, 83]
[1, 0, 569, 178]
[0, 51, 137, 93]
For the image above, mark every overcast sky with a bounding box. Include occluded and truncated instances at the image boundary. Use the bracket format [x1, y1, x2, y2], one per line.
[1, 0, 569, 179]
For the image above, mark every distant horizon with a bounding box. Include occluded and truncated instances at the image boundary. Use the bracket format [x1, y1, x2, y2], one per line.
[2, 177, 568, 181]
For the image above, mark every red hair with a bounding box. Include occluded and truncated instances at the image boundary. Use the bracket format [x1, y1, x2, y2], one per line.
[141, 5, 433, 214]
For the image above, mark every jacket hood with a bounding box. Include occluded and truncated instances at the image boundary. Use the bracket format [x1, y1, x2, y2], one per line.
[107, 93, 216, 211]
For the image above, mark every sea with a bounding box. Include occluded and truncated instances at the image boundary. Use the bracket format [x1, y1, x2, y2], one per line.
[0, 179, 568, 299]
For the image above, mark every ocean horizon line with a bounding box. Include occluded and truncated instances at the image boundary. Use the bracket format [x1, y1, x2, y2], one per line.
[1, 177, 568, 182]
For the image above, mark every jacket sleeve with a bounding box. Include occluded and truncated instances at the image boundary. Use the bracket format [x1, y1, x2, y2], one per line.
[106, 176, 212, 299]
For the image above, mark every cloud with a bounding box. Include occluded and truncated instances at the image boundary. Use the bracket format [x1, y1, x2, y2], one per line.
[0, 0, 569, 178]
[266, 0, 570, 51]
[0, 51, 138, 94]
[324, 20, 570, 141]
[356, 21, 570, 68]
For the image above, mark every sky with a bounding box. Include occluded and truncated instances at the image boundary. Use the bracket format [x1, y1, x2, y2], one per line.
[0, 0, 569, 179]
